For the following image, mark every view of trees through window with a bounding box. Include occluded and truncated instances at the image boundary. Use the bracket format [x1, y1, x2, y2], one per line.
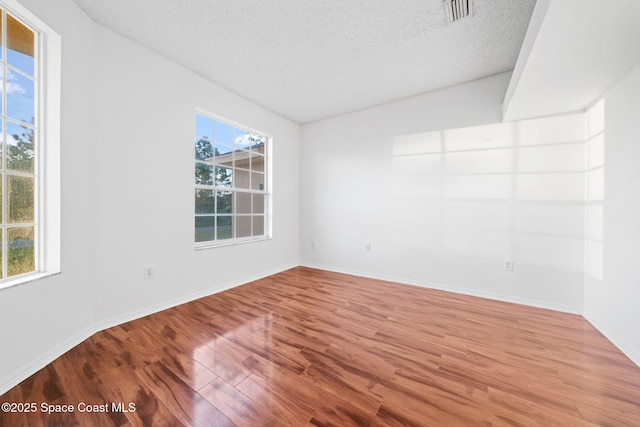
[0, 8, 37, 279]
[194, 114, 268, 244]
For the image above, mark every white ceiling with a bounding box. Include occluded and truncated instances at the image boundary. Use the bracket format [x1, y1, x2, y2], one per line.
[504, 0, 640, 121]
[71, 0, 536, 124]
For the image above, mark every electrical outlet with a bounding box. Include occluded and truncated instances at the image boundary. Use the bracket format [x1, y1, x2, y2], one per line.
[366, 243, 372, 252]
[311, 242, 316, 250]
[503, 260, 514, 272]
[143, 266, 155, 279]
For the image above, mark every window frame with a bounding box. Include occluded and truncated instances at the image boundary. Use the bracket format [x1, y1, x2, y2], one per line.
[194, 110, 272, 249]
[0, 0, 61, 290]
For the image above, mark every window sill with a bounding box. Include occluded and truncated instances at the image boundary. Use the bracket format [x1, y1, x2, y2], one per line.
[195, 236, 272, 250]
[0, 271, 62, 291]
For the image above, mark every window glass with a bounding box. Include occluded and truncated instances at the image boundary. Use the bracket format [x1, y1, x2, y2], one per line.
[1, 8, 40, 280]
[6, 69, 34, 123]
[6, 121, 34, 172]
[7, 14, 34, 76]
[195, 113, 269, 246]
[8, 226, 34, 277]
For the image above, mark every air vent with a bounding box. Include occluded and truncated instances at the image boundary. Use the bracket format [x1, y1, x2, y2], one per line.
[444, 0, 473, 23]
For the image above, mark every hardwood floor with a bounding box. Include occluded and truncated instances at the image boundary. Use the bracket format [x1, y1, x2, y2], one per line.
[2, 266, 640, 426]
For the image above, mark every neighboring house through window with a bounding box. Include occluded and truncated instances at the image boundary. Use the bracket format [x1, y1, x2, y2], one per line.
[195, 113, 270, 246]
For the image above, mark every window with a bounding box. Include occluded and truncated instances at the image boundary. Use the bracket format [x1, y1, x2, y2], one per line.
[0, 1, 61, 288]
[195, 113, 269, 246]
[1, 7, 37, 280]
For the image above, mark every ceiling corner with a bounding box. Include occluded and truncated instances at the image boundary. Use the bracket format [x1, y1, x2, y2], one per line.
[503, 0, 640, 122]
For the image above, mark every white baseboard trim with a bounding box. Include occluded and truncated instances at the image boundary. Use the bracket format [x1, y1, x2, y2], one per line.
[583, 312, 640, 368]
[0, 327, 94, 396]
[0, 263, 298, 396]
[94, 262, 299, 333]
[300, 262, 583, 314]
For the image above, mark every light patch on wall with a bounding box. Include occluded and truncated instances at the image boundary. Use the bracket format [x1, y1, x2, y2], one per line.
[585, 99, 605, 280]
[390, 113, 588, 272]
[444, 123, 513, 151]
[393, 131, 442, 155]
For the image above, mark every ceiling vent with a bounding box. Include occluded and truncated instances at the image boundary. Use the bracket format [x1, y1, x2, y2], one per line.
[444, 0, 473, 23]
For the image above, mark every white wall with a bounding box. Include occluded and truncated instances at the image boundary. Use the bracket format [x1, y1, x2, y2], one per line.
[584, 60, 640, 366]
[92, 27, 300, 328]
[0, 0, 300, 394]
[301, 73, 586, 312]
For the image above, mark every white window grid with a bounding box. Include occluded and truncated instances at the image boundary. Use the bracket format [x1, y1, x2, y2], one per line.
[195, 112, 271, 247]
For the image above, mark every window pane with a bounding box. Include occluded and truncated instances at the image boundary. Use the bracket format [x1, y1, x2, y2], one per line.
[235, 169, 250, 189]
[6, 70, 34, 123]
[236, 216, 251, 238]
[195, 114, 213, 141]
[8, 175, 34, 223]
[6, 121, 34, 172]
[0, 229, 2, 278]
[252, 171, 265, 191]
[246, 133, 265, 150]
[195, 189, 214, 214]
[235, 149, 250, 170]
[215, 121, 233, 145]
[0, 120, 3, 171]
[217, 216, 233, 240]
[195, 137, 212, 161]
[236, 192, 251, 215]
[195, 216, 215, 242]
[234, 128, 249, 149]
[253, 193, 265, 215]
[249, 135, 266, 149]
[215, 167, 232, 187]
[214, 142, 233, 168]
[195, 162, 213, 185]
[251, 153, 265, 172]
[0, 9, 3, 61]
[8, 226, 34, 277]
[216, 191, 232, 214]
[252, 216, 265, 236]
[7, 14, 34, 76]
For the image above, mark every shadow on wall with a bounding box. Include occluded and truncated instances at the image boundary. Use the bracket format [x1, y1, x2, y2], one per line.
[389, 101, 604, 275]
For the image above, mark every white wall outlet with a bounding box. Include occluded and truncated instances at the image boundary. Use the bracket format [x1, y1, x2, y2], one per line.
[366, 243, 372, 252]
[143, 266, 155, 279]
[503, 260, 514, 272]
[311, 242, 316, 250]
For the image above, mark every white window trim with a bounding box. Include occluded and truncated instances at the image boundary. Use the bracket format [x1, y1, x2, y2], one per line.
[0, 0, 61, 289]
[194, 109, 272, 249]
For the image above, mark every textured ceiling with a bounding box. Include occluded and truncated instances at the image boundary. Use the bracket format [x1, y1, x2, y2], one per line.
[71, 0, 536, 123]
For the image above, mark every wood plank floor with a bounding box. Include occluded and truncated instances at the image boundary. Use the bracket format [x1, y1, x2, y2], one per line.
[2, 267, 640, 426]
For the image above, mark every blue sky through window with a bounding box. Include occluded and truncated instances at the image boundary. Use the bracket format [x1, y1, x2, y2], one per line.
[215, 121, 233, 145]
[3, 47, 36, 147]
[8, 49, 34, 76]
[195, 114, 265, 156]
[195, 114, 213, 141]
[6, 68, 34, 124]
